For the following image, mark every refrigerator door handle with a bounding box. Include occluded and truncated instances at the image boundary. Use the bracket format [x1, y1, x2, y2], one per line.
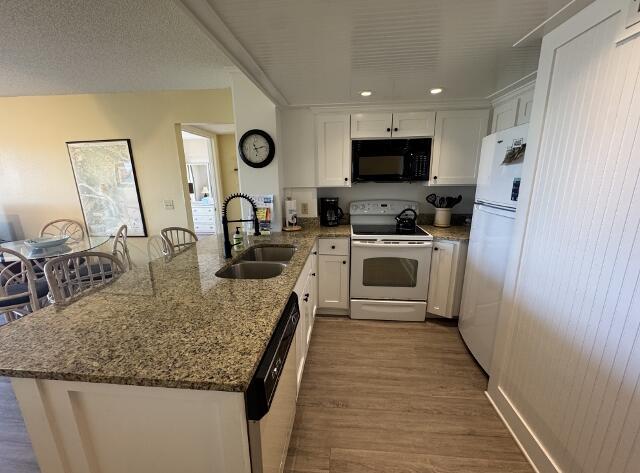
[475, 201, 516, 212]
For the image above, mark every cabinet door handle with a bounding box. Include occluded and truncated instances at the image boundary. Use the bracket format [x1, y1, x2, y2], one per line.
[311, 272, 316, 276]
[344, 177, 348, 182]
[304, 293, 309, 302]
[331, 245, 336, 249]
[433, 176, 438, 180]
[434, 247, 439, 251]
[342, 260, 347, 264]
[312, 251, 318, 255]
[394, 127, 398, 132]
[386, 127, 391, 132]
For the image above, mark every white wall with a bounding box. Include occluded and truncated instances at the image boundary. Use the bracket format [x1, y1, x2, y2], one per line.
[489, 1, 640, 471]
[182, 134, 211, 164]
[284, 188, 319, 218]
[230, 72, 282, 231]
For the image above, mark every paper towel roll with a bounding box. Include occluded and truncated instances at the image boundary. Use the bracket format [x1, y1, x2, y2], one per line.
[285, 200, 298, 227]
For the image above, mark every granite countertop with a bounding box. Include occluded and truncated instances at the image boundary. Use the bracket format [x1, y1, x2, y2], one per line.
[420, 224, 471, 241]
[0, 225, 351, 392]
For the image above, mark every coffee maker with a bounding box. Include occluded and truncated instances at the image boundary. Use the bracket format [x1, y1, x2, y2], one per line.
[319, 197, 344, 227]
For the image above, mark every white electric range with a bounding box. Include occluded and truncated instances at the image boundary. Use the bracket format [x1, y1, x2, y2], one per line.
[350, 200, 433, 322]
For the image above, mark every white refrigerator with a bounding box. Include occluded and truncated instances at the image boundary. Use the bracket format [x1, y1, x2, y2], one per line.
[459, 124, 528, 374]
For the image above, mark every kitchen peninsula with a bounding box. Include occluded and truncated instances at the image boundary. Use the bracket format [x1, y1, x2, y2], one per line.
[0, 226, 349, 473]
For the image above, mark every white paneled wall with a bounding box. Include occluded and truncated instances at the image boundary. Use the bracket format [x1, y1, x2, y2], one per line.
[488, 1, 640, 472]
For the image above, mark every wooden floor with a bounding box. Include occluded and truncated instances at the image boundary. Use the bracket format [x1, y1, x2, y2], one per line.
[0, 317, 531, 473]
[285, 316, 533, 473]
[0, 377, 40, 473]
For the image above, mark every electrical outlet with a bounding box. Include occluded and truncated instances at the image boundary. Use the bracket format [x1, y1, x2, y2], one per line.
[163, 199, 175, 210]
[301, 202, 309, 215]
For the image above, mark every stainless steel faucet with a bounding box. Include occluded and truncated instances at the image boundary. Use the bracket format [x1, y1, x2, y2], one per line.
[221, 193, 261, 258]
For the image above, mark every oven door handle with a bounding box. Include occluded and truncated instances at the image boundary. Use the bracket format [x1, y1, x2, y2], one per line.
[351, 241, 433, 248]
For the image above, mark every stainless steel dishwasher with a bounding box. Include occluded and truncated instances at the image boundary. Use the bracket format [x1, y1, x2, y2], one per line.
[246, 293, 299, 473]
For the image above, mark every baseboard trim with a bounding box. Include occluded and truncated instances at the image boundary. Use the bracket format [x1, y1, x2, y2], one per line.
[486, 388, 560, 473]
[315, 308, 349, 316]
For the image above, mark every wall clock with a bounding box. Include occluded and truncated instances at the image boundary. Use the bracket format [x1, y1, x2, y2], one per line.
[238, 129, 275, 168]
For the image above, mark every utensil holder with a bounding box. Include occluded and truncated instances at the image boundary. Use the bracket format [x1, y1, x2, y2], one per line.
[434, 208, 452, 227]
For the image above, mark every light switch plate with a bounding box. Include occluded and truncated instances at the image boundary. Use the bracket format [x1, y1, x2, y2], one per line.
[163, 199, 175, 210]
[301, 202, 309, 215]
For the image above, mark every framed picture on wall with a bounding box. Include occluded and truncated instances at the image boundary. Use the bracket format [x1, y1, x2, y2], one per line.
[66, 139, 147, 237]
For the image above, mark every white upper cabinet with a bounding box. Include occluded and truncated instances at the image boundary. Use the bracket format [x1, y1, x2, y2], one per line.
[428, 109, 490, 186]
[316, 113, 351, 187]
[350, 112, 435, 138]
[516, 88, 535, 126]
[350, 113, 393, 138]
[490, 83, 536, 133]
[391, 112, 436, 137]
[491, 101, 518, 134]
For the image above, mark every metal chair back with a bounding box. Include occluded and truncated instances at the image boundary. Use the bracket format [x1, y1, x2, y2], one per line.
[160, 227, 198, 256]
[40, 219, 85, 243]
[44, 252, 125, 305]
[0, 246, 41, 322]
[111, 224, 132, 270]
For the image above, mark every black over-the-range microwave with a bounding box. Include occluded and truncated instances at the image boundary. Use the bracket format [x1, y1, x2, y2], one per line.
[351, 138, 431, 183]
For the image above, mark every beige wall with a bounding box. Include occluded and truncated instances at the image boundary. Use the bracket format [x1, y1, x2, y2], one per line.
[216, 133, 240, 221]
[0, 89, 233, 262]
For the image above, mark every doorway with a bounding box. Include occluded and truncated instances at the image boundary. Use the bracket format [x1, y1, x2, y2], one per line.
[179, 124, 240, 237]
[181, 128, 219, 235]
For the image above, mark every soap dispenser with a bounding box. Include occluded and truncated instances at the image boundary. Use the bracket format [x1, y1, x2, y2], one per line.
[233, 226, 244, 252]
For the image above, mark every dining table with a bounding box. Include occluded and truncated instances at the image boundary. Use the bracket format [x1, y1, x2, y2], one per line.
[0, 235, 111, 263]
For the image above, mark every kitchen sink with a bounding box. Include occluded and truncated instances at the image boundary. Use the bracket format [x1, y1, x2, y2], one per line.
[215, 262, 286, 279]
[238, 245, 297, 263]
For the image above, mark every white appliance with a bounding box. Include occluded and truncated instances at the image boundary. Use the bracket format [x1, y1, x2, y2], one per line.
[459, 124, 528, 374]
[247, 294, 299, 473]
[350, 200, 433, 321]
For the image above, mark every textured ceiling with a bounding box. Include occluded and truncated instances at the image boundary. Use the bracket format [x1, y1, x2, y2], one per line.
[206, 0, 591, 105]
[0, 0, 233, 96]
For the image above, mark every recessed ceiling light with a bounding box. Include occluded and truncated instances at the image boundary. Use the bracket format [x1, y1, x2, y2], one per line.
[360, 90, 372, 97]
[430, 88, 444, 95]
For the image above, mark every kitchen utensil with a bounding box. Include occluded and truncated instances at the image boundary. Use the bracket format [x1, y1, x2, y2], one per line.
[445, 195, 463, 208]
[438, 196, 447, 208]
[426, 193, 438, 207]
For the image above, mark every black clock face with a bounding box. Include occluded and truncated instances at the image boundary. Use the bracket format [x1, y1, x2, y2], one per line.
[238, 129, 275, 168]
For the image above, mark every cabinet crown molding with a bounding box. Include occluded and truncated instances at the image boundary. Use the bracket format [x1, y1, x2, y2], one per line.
[487, 73, 537, 105]
[303, 98, 491, 114]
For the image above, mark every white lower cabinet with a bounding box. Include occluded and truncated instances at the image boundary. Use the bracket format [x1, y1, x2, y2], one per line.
[317, 238, 350, 312]
[427, 240, 468, 318]
[294, 242, 318, 393]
